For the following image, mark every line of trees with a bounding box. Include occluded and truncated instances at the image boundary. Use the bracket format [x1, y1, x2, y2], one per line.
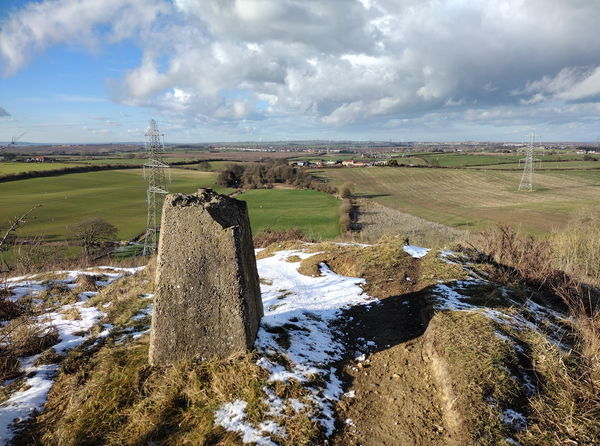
[216, 160, 336, 194]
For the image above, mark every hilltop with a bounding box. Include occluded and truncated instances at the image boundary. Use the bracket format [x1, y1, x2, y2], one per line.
[0, 237, 598, 445]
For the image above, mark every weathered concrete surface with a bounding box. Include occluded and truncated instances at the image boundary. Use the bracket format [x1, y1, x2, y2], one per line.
[149, 189, 263, 365]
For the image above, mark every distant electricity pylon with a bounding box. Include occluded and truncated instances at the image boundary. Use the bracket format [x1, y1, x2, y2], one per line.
[518, 133, 539, 191]
[142, 120, 171, 256]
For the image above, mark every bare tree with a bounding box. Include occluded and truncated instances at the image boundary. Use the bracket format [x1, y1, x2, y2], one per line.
[0, 205, 41, 271]
[70, 218, 118, 257]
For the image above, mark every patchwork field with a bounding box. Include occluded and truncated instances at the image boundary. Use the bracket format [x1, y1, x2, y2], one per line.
[0, 168, 228, 241]
[318, 167, 600, 234]
[0, 169, 341, 243]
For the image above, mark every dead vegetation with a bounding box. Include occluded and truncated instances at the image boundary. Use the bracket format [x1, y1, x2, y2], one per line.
[14, 340, 266, 445]
[466, 225, 600, 445]
[354, 199, 466, 247]
[253, 228, 312, 248]
[0, 318, 59, 382]
[4, 228, 599, 445]
[12, 261, 322, 446]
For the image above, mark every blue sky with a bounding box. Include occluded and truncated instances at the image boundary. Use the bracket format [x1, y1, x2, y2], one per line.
[1, 0, 600, 143]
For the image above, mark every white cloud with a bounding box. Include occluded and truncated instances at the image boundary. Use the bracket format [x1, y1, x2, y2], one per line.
[0, 0, 170, 75]
[2, 0, 600, 138]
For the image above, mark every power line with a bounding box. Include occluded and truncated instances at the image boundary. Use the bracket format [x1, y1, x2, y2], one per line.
[518, 132, 539, 192]
[142, 119, 171, 256]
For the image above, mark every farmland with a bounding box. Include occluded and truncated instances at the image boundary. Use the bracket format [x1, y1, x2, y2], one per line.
[318, 166, 600, 234]
[0, 168, 341, 244]
[238, 188, 341, 239]
[0, 161, 87, 176]
[0, 168, 228, 241]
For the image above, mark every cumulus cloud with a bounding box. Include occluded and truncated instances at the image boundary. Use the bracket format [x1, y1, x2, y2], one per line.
[0, 106, 10, 117]
[0, 0, 170, 75]
[2, 0, 600, 136]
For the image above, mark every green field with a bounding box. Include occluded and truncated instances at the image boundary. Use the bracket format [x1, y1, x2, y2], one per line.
[238, 188, 341, 239]
[0, 169, 341, 243]
[318, 167, 600, 234]
[0, 161, 86, 175]
[0, 168, 229, 241]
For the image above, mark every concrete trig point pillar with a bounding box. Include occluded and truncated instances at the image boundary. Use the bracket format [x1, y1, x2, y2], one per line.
[149, 188, 263, 365]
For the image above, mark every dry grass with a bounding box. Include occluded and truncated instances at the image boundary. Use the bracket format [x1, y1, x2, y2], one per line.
[468, 225, 600, 445]
[16, 340, 265, 446]
[339, 199, 352, 233]
[10, 258, 323, 445]
[87, 262, 155, 327]
[424, 312, 522, 445]
[0, 317, 60, 382]
[295, 236, 466, 298]
[253, 228, 312, 249]
[551, 211, 600, 284]
[0, 295, 22, 321]
[15, 338, 321, 445]
[75, 274, 99, 292]
[355, 199, 466, 248]
[5, 319, 59, 357]
[516, 333, 600, 446]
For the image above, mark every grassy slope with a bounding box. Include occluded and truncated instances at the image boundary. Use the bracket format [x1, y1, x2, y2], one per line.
[238, 188, 341, 239]
[0, 168, 229, 241]
[319, 167, 600, 234]
[0, 171, 341, 243]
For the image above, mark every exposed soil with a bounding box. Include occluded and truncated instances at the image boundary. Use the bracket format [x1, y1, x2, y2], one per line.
[332, 263, 463, 445]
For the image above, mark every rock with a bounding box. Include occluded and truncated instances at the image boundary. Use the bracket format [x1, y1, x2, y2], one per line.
[149, 189, 263, 365]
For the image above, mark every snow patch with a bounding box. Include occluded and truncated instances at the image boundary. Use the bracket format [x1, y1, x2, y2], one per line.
[0, 266, 144, 443]
[503, 409, 527, 431]
[403, 245, 430, 258]
[215, 249, 377, 442]
[214, 400, 278, 446]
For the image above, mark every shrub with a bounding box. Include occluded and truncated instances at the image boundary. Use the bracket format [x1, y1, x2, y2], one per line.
[339, 199, 352, 232]
[338, 183, 354, 198]
[70, 218, 118, 257]
[551, 212, 600, 283]
[253, 228, 310, 248]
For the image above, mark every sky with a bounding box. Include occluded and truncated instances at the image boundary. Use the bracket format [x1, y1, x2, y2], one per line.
[0, 0, 599, 143]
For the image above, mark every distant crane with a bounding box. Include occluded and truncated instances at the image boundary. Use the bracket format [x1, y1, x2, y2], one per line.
[0, 132, 26, 153]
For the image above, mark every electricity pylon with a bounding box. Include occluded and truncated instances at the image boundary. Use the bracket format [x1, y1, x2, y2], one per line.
[518, 133, 538, 191]
[142, 120, 171, 255]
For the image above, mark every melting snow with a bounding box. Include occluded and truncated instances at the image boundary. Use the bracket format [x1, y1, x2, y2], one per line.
[215, 248, 377, 442]
[214, 400, 277, 446]
[503, 409, 527, 431]
[403, 245, 430, 258]
[0, 267, 141, 444]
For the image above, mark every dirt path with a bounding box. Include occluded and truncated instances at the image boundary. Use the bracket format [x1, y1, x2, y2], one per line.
[332, 274, 461, 445]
